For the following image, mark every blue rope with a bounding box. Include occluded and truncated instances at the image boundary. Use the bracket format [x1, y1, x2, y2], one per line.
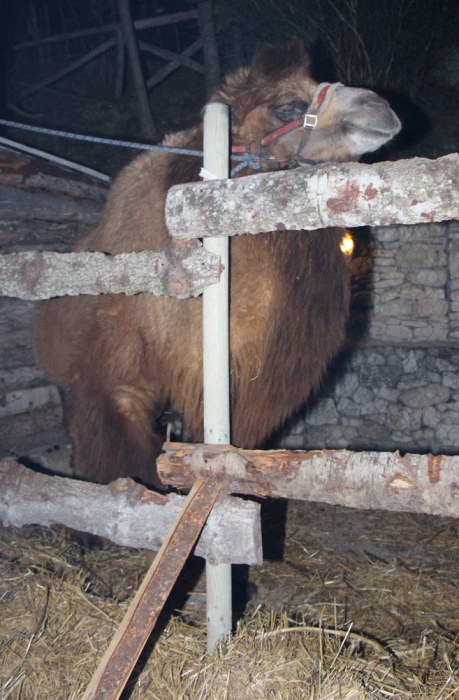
[0, 118, 205, 157]
[0, 118, 258, 175]
[231, 158, 261, 174]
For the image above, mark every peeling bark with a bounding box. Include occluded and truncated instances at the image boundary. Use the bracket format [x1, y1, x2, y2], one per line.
[158, 442, 459, 518]
[0, 243, 220, 300]
[165, 154, 459, 239]
[0, 458, 262, 565]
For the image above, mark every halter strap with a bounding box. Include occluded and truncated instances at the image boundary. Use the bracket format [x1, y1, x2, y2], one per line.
[230, 82, 342, 173]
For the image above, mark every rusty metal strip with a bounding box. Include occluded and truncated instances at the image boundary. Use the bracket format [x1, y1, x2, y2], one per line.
[82, 477, 222, 700]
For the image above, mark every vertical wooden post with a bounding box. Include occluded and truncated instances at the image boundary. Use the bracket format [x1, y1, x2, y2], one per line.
[202, 102, 232, 655]
[116, 0, 158, 141]
[197, 0, 221, 96]
[114, 27, 125, 99]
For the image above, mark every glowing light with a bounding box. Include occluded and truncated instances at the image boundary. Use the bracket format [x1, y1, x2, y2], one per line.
[340, 231, 354, 256]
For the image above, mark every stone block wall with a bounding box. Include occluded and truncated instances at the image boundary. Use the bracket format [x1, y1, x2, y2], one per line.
[369, 223, 449, 343]
[278, 221, 459, 454]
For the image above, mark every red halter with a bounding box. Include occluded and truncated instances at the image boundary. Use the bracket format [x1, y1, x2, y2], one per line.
[231, 82, 334, 172]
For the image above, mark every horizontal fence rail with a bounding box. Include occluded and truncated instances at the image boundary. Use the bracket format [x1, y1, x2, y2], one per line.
[0, 245, 220, 300]
[14, 11, 200, 51]
[165, 154, 459, 239]
[12, 10, 202, 102]
[158, 443, 459, 519]
[0, 459, 262, 566]
[1, 154, 458, 300]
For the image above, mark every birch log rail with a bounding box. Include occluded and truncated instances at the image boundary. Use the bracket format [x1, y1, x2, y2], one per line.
[0, 458, 262, 565]
[0, 244, 220, 300]
[1, 155, 459, 300]
[165, 154, 459, 239]
[157, 443, 459, 518]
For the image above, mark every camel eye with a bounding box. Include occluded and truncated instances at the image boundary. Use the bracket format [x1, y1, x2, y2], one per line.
[272, 98, 310, 122]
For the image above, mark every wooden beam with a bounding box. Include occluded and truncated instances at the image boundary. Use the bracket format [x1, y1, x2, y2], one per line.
[0, 243, 220, 300]
[82, 477, 222, 700]
[14, 11, 200, 51]
[0, 458, 262, 566]
[116, 0, 158, 142]
[134, 10, 199, 31]
[0, 183, 103, 226]
[115, 28, 125, 99]
[138, 41, 204, 74]
[0, 158, 109, 197]
[146, 38, 202, 90]
[165, 154, 459, 239]
[197, 0, 221, 95]
[157, 442, 459, 518]
[18, 38, 117, 100]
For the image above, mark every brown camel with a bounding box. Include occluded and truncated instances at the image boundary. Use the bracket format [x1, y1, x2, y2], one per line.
[33, 40, 401, 489]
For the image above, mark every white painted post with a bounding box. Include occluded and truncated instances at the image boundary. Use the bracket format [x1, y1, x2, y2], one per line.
[201, 102, 232, 655]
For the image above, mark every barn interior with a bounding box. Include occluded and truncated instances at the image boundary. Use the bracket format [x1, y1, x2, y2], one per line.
[1, 1, 459, 697]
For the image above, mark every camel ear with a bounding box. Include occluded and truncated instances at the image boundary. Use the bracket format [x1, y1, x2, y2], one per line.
[250, 38, 310, 79]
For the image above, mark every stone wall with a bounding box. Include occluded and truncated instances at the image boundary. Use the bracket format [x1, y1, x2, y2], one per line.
[278, 221, 459, 454]
[368, 223, 449, 343]
[0, 147, 106, 460]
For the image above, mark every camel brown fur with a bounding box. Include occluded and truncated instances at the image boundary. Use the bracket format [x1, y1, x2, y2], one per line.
[33, 40, 401, 490]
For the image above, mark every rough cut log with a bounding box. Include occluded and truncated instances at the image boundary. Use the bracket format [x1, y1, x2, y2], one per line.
[0, 183, 104, 225]
[0, 168, 108, 203]
[0, 458, 262, 565]
[0, 244, 220, 300]
[157, 443, 459, 518]
[165, 154, 459, 239]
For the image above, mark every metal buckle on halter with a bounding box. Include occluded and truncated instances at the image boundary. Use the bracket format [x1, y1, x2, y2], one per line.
[303, 113, 318, 128]
[247, 140, 263, 155]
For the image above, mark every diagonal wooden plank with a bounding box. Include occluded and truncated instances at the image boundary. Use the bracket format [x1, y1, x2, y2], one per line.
[138, 41, 205, 74]
[146, 38, 202, 89]
[14, 11, 199, 50]
[18, 38, 117, 100]
[82, 477, 222, 700]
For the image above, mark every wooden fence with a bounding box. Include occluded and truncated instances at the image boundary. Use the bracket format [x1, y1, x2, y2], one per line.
[1, 111, 459, 696]
[11, 2, 214, 144]
[13, 9, 202, 102]
[2, 153, 459, 301]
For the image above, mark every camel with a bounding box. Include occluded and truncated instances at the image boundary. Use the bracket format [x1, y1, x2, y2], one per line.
[33, 39, 401, 489]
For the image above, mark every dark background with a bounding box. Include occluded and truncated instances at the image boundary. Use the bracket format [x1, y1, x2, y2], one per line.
[1, 0, 459, 174]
